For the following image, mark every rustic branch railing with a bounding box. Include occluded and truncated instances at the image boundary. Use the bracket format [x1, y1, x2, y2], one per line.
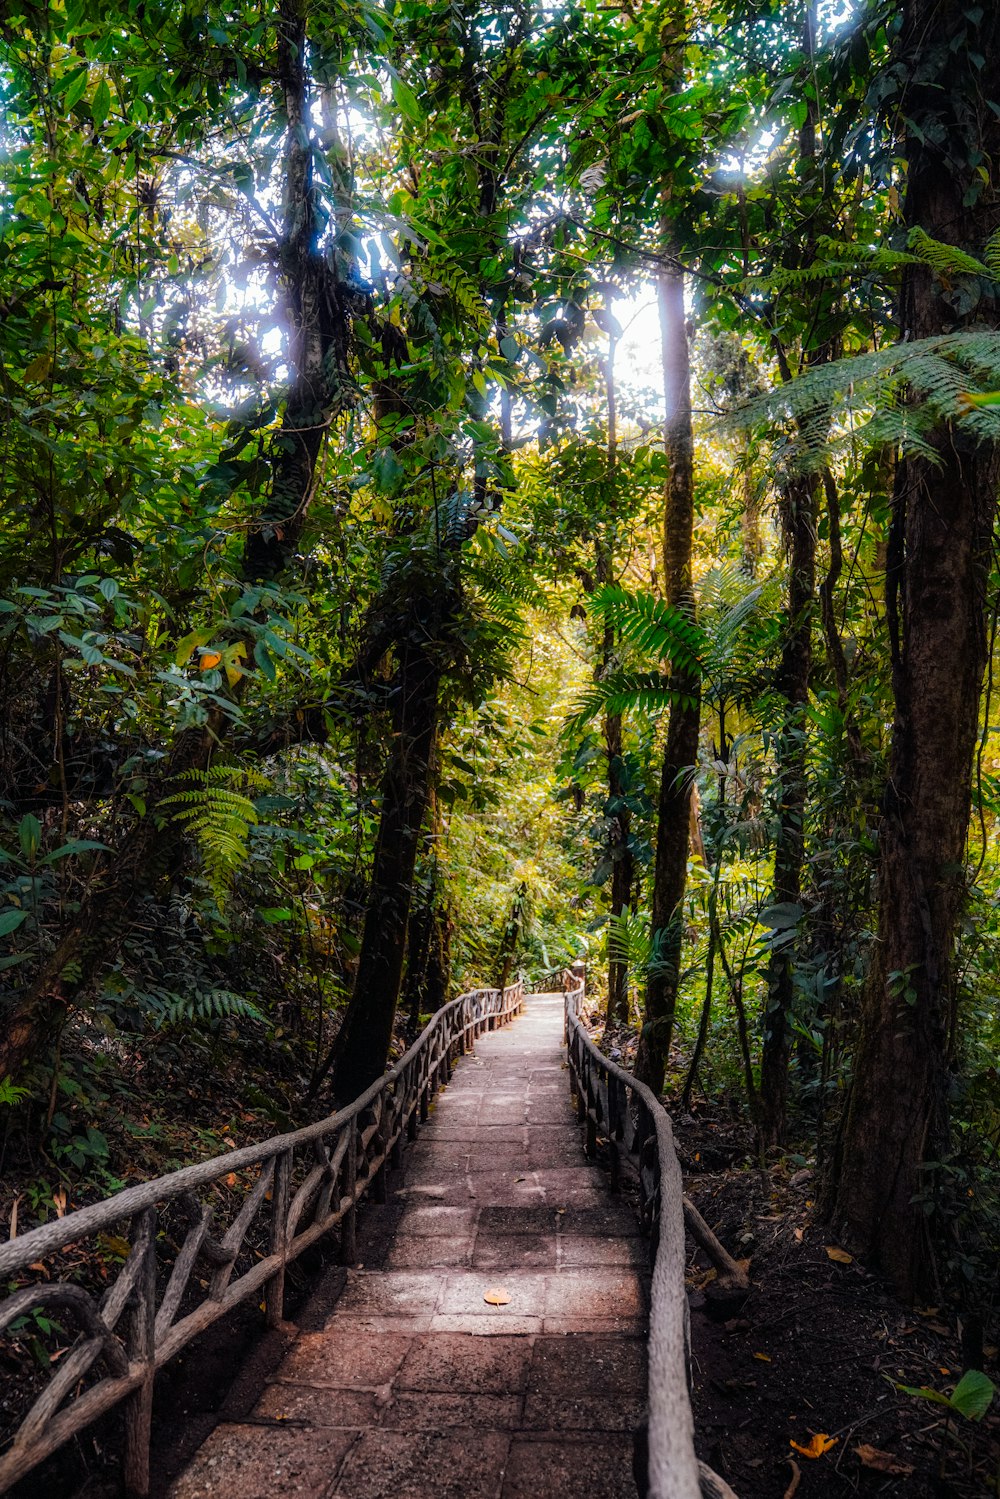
[0, 980, 524, 1496]
[563, 973, 738, 1499]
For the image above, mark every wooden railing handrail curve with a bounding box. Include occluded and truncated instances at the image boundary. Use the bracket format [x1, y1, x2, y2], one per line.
[0, 980, 525, 1496]
[562, 973, 738, 1499]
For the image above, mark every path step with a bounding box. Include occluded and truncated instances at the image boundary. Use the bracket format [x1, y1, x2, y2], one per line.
[170, 995, 649, 1498]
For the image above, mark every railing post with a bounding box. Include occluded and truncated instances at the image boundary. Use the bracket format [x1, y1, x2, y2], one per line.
[123, 1207, 157, 1499]
[265, 1149, 292, 1328]
[607, 1079, 622, 1194]
[340, 1125, 358, 1265]
[373, 1110, 388, 1204]
[585, 1081, 598, 1158]
[391, 1084, 404, 1170]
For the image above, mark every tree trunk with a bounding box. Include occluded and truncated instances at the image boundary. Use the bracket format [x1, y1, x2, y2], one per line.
[831, 0, 1000, 1298]
[605, 709, 634, 1028]
[599, 316, 633, 1030]
[495, 881, 529, 994]
[245, 0, 351, 577]
[758, 472, 815, 1147]
[635, 243, 699, 1096]
[758, 2, 821, 1147]
[330, 634, 443, 1102]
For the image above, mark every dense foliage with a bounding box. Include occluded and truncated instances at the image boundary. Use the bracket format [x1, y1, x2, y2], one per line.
[1, 0, 999, 1324]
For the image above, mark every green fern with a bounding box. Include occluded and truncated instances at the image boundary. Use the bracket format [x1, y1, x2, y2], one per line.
[159, 764, 267, 906]
[586, 585, 706, 673]
[565, 671, 691, 737]
[567, 568, 777, 736]
[985, 228, 1000, 282]
[0, 1075, 29, 1107]
[743, 230, 996, 300]
[607, 910, 677, 981]
[160, 988, 265, 1028]
[906, 226, 993, 281]
[732, 329, 1000, 468]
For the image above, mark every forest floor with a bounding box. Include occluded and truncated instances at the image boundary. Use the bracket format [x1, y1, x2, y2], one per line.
[679, 1114, 1000, 1499]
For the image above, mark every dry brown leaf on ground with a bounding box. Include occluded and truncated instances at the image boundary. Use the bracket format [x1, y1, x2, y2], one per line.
[483, 1286, 511, 1305]
[825, 1246, 853, 1263]
[853, 1444, 914, 1476]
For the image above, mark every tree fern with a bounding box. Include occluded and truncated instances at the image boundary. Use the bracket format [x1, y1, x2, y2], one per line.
[159, 764, 267, 906]
[568, 569, 777, 737]
[565, 671, 691, 737]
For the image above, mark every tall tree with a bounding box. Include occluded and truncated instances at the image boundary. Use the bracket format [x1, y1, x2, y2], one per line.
[635, 214, 699, 1095]
[758, 1, 821, 1148]
[832, 0, 1000, 1298]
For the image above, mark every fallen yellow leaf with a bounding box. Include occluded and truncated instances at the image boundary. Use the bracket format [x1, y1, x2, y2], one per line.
[99, 1233, 132, 1258]
[483, 1286, 511, 1306]
[790, 1433, 837, 1459]
[825, 1245, 853, 1263]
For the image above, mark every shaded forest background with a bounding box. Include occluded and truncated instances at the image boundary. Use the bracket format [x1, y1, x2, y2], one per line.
[1, 0, 999, 1376]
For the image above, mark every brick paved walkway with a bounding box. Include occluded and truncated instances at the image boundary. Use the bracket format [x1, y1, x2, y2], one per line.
[171, 995, 649, 1499]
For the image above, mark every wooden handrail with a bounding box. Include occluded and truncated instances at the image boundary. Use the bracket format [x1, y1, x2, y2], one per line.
[563, 973, 738, 1499]
[0, 981, 525, 1496]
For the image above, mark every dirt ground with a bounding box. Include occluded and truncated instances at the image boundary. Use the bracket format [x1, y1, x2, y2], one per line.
[677, 1113, 1000, 1499]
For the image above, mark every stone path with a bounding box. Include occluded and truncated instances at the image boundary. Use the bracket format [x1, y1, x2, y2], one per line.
[171, 995, 649, 1499]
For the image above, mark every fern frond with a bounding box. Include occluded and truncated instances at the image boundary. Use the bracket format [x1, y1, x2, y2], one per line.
[564, 671, 691, 737]
[607, 910, 651, 968]
[589, 586, 706, 672]
[732, 329, 1000, 467]
[907, 226, 993, 280]
[159, 764, 263, 906]
[161, 989, 265, 1028]
[986, 228, 1000, 282]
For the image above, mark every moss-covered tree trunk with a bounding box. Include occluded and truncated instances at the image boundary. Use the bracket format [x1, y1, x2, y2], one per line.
[831, 0, 1000, 1299]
